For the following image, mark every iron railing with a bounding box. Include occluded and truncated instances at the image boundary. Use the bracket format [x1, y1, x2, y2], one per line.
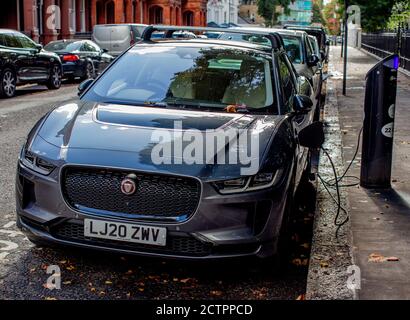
[362, 27, 410, 72]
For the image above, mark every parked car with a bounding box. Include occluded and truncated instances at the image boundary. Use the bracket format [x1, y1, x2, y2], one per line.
[218, 28, 322, 118]
[283, 25, 329, 62]
[151, 31, 197, 39]
[44, 39, 115, 81]
[0, 29, 62, 98]
[16, 26, 322, 262]
[92, 24, 147, 56]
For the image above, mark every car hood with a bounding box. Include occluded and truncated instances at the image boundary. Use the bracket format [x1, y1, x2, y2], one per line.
[36, 100, 284, 179]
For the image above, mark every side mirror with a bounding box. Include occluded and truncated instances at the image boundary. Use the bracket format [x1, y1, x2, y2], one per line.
[293, 94, 313, 114]
[307, 54, 320, 67]
[325, 39, 330, 46]
[298, 121, 325, 149]
[78, 79, 94, 96]
[102, 48, 108, 53]
[35, 44, 43, 52]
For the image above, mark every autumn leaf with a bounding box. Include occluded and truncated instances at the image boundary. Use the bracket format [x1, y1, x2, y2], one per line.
[62, 280, 72, 285]
[320, 260, 329, 268]
[210, 290, 223, 296]
[386, 257, 399, 262]
[368, 253, 385, 262]
[296, 294, 306, 300]
[44, 296, 57, 300]
[105, 280, 113, 285]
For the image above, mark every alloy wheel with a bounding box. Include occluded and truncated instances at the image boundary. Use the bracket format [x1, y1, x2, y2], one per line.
[2, 70, 16, 97]
[52, 66, 61, 88]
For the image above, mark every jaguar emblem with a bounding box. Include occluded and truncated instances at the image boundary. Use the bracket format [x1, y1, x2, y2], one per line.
[120, 174, 137, 195]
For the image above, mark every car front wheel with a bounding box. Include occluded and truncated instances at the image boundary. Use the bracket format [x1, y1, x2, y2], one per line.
[0, 68, 16, 98]
[47, 64, 62, 90]
[81, 62, 95, 81]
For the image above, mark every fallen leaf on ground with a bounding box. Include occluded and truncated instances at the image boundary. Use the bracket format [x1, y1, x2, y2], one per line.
[105, 280, 113, 285]
[180, 278, 191, 284]
[210, 290, 223, 297]
[386, 257, 399, 262]
[320, 260, 329, 268]
[296, 294, 306, 300]
[368, 253, 385, 262]
[62, 281, 72, 285]
[44, 297, 57, 300]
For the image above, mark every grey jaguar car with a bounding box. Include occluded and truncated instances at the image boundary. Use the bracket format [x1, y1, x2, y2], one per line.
[16, 26, 322, 261]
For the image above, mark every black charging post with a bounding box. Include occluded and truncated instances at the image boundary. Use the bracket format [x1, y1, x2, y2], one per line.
[360, 54, 400, 188]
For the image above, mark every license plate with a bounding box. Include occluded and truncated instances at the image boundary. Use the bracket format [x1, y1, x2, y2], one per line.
[84, 219, 166, 246]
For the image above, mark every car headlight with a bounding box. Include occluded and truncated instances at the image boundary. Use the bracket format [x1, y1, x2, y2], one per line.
[21, 147, 56, 175]
[214, 169, 283, 194]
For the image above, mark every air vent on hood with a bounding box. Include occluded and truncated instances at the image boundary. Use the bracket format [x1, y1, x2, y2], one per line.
[96, 105, 237, 130]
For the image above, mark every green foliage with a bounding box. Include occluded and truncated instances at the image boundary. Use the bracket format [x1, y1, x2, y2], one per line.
[312, 2, 325, 24]
[387, 1, 410, 29]
[337, 0, 398, 31]
[257, 0, 292, 26]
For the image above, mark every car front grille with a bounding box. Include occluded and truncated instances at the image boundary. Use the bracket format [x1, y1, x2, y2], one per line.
[61, 167, 201, 220]
[52, 220, 213, 256]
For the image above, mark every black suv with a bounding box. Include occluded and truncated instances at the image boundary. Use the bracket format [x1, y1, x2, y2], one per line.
[0, 29, 62, 98]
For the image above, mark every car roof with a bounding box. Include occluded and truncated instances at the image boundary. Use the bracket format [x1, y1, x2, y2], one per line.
[0, 29, 22, 34]
[227, 26, 307, 38]
[46, 39, 84, 43]
[94, 23, 147, 27]
[139, 38, 273, 54]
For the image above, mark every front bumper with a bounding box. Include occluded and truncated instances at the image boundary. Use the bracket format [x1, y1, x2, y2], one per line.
[16, 161, 289, 260]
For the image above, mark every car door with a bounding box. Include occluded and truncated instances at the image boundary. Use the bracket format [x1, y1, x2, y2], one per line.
[14, 33, 49, 81]
[304, 37, 320, 98]
[2, 33, 33, 81]
[277, 53, 312, 188]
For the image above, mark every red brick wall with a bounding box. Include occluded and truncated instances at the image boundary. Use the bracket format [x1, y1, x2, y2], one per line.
[4, 0, 207, 44]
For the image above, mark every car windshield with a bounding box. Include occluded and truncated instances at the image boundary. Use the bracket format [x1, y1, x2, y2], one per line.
[44, 41, 81, 52]
[218, 32, 303, 64]
[281, 35, 303, 64]
[83, 45, 275, 112]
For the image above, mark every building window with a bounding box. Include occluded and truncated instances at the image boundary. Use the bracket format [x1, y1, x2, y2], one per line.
[183, 11, 194, 26]
[149, 6, 163, 24]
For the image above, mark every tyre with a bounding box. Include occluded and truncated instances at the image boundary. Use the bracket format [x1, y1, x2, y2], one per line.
[81, 62, 95, 81]
[46, 64, 62, 90]
[0, 68, 16, 98]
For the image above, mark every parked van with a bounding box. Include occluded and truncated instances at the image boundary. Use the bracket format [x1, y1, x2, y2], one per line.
[92, 24, 147, 56]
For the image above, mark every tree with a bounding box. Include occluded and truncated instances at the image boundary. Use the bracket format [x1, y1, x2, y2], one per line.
[312, 1, 325, 25]
[257, 0, 292, 26]
[323, 0, 342, 34]
[337, 0, 398, 32]
[387, 1, 410, 29]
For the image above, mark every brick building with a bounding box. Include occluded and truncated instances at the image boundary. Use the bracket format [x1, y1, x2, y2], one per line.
[0, 0, 207, 44]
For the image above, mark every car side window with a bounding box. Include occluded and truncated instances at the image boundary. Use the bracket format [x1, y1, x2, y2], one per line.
[0, 34, 6, 47]
[15, 34, 37, 49]
[278, 54, 296, 112]
[83, 42, 98, 52]
[4, 34, 21, 48]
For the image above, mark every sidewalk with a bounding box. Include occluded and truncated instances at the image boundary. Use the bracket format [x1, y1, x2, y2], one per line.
[330, 46, 410, 299]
